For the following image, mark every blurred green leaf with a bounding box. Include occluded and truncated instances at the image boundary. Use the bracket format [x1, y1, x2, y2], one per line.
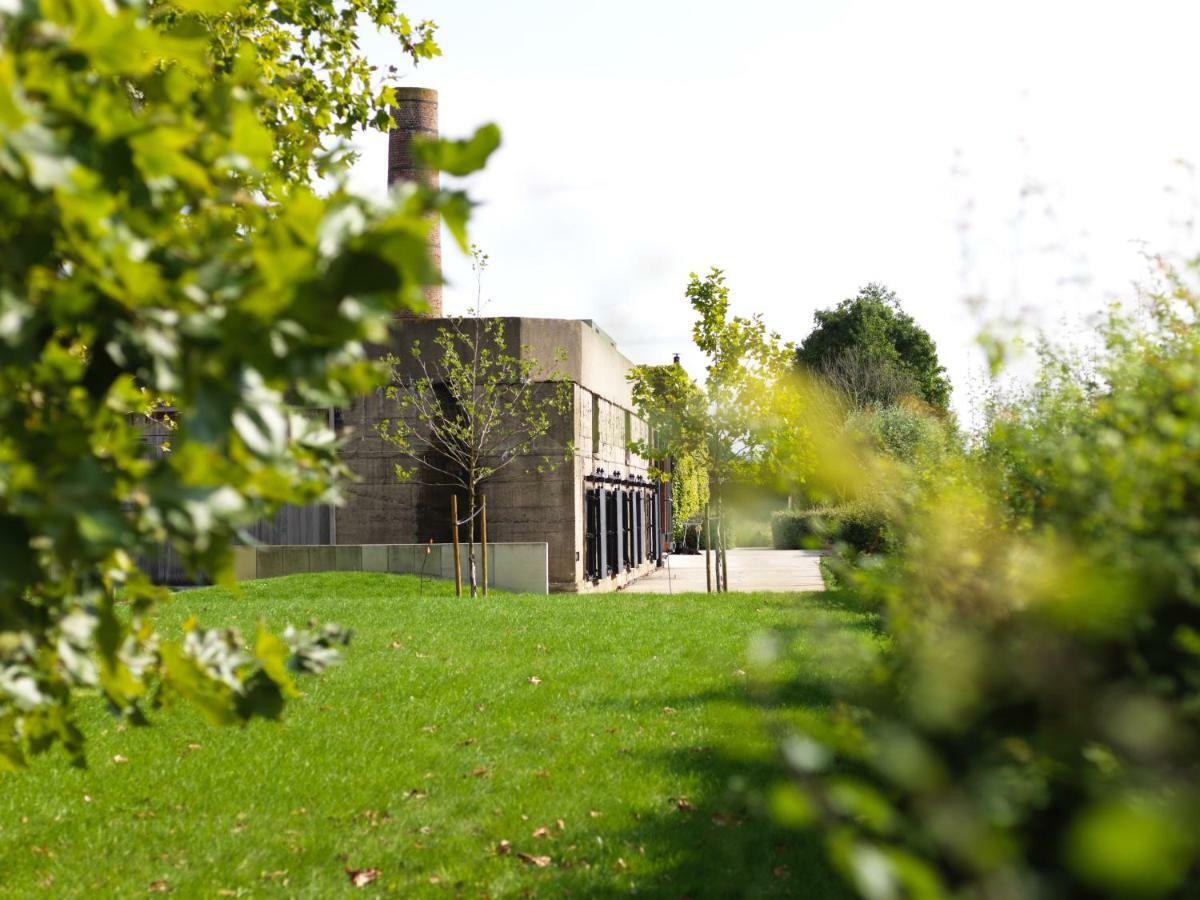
[414, 123, 501, 176]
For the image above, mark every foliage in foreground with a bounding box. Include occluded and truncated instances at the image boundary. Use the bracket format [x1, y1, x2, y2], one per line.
[0, 0, 495, 766]
[777, 263, 1200, 898]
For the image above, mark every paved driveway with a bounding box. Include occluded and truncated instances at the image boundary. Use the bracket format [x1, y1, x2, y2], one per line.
[627, 548, 825, 594]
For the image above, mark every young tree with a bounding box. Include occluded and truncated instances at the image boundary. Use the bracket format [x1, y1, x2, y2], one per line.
[630, 269, 808, 591]
[378, 249, 574, 596]
[797, 283, 952, 410]
[0, 0, 495, 767]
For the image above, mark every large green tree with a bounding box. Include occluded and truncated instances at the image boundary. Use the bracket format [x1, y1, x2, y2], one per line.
[0, 0, 495, 767]
[797, 283, 951, 409]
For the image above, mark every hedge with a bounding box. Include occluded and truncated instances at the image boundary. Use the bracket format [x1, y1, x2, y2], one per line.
[771, 505, 891, 554]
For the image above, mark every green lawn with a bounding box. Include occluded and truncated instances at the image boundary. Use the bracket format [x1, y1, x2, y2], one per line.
[0, 573, 879, 897]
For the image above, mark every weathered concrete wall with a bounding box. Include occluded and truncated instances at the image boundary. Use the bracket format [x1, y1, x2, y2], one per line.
[233, 543, 549, 594]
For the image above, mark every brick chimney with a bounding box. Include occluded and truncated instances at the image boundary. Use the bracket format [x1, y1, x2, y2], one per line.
[388, 86, 442, 317]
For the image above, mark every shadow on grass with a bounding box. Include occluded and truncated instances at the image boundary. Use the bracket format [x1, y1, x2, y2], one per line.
[552, 676, 861, 897]
[801, 588, 883, 625]
[540, 596, 880, 897]
[551, 744, 851, 899]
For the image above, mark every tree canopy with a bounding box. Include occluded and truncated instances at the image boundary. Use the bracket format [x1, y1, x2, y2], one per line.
[0, 0, 494, 767]
[796, 283, 951, 410]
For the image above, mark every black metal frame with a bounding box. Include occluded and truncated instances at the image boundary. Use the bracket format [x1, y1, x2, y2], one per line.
[584, 469, 659, 583]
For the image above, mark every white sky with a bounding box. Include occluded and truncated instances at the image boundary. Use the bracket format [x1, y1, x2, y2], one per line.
[350, 0, 1200, 420]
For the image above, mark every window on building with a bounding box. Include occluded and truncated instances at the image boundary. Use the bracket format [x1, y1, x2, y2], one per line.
[591, 393, 600, 456]
[585, 488, 601, 581]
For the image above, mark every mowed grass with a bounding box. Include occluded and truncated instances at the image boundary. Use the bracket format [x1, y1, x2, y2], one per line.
[0, 573, 879, 898]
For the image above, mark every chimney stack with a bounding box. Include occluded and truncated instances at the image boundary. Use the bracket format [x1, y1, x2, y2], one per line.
[388, 86, 442, 317]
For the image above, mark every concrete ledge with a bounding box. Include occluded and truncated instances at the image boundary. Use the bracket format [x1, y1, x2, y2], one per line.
[233, 543, 550, 594]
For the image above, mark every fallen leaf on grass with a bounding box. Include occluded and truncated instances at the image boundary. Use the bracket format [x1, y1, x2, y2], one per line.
[345, 867, 381, 888]
[733, 668, 747, 677]
[589, 810, 602, 818]
[470, 767, 490, 778]
[148, 880, 170, 893]
[528, 676, 542, 685]
[404, 789, 427, 800]
[674, 798, 693, 812]
[531, 826, 550, 839]
[517, 853, 552, 868]
[774, 865, 791, 878]
[390, 641, 403, 649]
[556, 818, 565, 831]
[616, 858, 628, 871]
[662, 707, 676, 715]
[112, 754, 128, 765]
[496, 840, 512, 856]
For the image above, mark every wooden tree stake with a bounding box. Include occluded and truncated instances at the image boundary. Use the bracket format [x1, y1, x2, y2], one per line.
[451, 494, 462, 597]
[480, 494, 489, 597]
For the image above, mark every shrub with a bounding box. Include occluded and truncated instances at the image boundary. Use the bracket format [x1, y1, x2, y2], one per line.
[771, 505, 890, 553]
[774, 262, 1200, 899]
[844, 402, 950, 465]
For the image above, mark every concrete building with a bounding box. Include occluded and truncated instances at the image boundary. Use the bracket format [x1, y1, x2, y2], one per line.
[329, 88, 666, 592]
[337, 316, 665, 591]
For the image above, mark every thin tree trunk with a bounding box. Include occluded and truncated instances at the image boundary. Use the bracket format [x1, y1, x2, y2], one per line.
[716, 487, 728, 592]
[716, 519, 725, 592]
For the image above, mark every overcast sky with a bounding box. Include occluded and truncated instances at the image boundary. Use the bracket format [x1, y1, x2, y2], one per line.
[350, 0, 1200, 419]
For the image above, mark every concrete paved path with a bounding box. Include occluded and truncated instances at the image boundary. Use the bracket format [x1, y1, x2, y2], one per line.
[627, 548, 825, 594]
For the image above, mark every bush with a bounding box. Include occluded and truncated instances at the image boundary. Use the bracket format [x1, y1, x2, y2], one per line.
[844, 402, 949, 466]
[771, 505, 890, 553]
[775, 262, 1200, 899]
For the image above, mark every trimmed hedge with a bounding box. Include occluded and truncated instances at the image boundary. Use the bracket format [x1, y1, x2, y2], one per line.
[771, 505, 891, 554]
